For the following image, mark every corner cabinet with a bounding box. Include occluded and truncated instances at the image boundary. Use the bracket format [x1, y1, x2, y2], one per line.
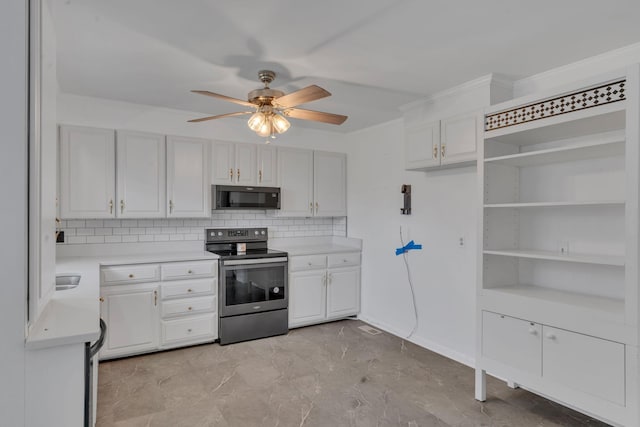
[277, 148, 347, 217]
[167, 136, 210, 218]
[59, 125, 116, 218]
[476, 67, 638, 427]
[404, 111, 479, 171]
[289, 251, 360, 328]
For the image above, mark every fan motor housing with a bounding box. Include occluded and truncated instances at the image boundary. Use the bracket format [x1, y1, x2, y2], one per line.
[248, 88, 285, 105]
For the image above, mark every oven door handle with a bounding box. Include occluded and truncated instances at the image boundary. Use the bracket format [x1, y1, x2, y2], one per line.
[223, 257, 288, 266]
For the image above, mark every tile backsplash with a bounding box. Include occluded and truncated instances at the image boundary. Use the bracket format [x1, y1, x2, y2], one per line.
[58, 211, 347, 245]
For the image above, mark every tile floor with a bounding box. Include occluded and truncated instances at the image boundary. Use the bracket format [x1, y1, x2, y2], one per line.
[96, 320, 607, 426]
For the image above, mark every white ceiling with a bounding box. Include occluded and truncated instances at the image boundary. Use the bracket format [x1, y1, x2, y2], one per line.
[53, 0, 640, 133]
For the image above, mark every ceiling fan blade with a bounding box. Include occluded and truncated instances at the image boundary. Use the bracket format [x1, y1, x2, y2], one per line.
[191, 90, 255, 108]
[273, 85, 331, 108]
[187, 111, 252, 123]
[285, 108, 348, 125]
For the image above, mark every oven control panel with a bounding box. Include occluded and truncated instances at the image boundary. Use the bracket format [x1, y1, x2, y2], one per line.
[205, 227, 268, 243]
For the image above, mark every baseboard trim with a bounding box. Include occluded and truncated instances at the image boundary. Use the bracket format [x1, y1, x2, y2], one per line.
[357, 314, 475, 368]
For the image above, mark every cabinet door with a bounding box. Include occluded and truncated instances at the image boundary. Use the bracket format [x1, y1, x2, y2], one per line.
[404, 120, 440, 170]
[326, 267, 360, 319]
[277, 147, 314, 216]
[59, 125, 115, 218]
[481, 311, 542, 376]
[542, 326, 625, 405]
[167, 136, 210, 218]
[211, 141, 235, 184]
[257, 145, 278, 186]
[116, 130, 166, 218]
[100, 284, 159, 359]
[235, 143, 257, 185]
[440, 112, 478, 165]
[289, 270, 326, 327]
[314, 151, 347, 217]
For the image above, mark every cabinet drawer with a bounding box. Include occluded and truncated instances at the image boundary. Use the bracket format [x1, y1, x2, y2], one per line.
[328, 252, 360, 268]
[161, 261, 217, 281]
[482, 311, 542, 376]
[161, 278, 215, 299]
[101, 264, 160, 285]
[161, 314, 216, 345]
[289, 255, 327, 271]
[542, 326, 625, 405]
[161, 296, 216, 318]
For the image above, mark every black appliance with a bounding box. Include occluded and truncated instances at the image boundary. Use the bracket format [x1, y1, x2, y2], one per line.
[212, 185, 280, 210]
[205, 227, 288, 345]
[85, 319, 106, 427]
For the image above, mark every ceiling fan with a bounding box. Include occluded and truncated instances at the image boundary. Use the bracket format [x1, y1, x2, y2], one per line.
[188, 70, 348, 139]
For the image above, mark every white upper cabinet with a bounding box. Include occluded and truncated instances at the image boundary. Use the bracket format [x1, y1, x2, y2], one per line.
[167, 136, 210, 218]
[211, 141, 258, 185]
[440, 112, 479, 165]
[405, 111, 479, 170]
[59, 125, 115, 218]
[256, 145, 278, 186]
[211, 141, 235, 184]
[235, 143, 257, 185]
[277, 147, 314, 216]
[116, 131, 166, 218]
[314, 151, 347, 216]
[405, 120, 440, 170]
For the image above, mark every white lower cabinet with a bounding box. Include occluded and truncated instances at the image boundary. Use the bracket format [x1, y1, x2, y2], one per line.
[542, 326, 625, 406]
[100, 282, 159, 359]
[481, 311, 626, 409]
[100, 259, 218, 360]
[289, 251, 361, 328]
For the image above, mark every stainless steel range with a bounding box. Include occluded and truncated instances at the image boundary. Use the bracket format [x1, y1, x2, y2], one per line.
[205, 227, 288, 345]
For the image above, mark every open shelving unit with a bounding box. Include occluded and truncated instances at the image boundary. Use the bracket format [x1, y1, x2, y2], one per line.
[476, 67, 639, 427]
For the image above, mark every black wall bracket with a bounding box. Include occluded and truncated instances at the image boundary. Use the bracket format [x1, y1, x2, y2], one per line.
[401, 184, 411, 215]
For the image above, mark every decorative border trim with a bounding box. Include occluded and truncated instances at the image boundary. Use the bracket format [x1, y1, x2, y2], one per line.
[485, 80, 626, 131]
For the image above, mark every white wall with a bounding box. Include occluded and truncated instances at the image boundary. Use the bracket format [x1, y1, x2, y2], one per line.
[347, 119, 478, 365]
[57, 93, 348, 153]
[0, 1, 28, 425]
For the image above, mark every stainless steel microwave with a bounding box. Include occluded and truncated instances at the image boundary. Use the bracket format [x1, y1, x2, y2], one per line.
[212, 185, 281, 210]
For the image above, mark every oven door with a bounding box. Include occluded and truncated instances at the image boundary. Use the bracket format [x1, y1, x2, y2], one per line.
[219, 257, 288, 317]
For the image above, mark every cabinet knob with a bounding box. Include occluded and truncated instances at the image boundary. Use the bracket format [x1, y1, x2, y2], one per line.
[187, 288, 193, 293]
[187, 328, 192, 333]
[99, 297, 104, 302]
[308, 262, 312, 266]
[188, 270, 193, 274]
[128, 274, 134, 278]
[188, 306, 193, 311]
[343, 259, 348, 263]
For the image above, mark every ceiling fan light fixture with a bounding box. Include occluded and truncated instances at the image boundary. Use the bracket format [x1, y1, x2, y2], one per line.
[247, 112, 267, 132]
[271, 114, 291, 134]
[256, 120, 272, 138]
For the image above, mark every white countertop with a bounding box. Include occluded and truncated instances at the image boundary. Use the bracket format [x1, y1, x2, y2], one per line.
[26, 251, 218, 350]
[270, 236, 362, 256]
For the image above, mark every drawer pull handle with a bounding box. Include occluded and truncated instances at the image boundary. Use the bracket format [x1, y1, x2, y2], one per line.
[128, 274, 134, 278]
[188, 306, 193, 311]
[343, 259, 348, 263]
[546, 333, 556, 340]
[188, 270, 193, 274]
[308, 262, 312, 266]
[187, 328, 192, 333]
[99, 297, 104, 302]
[187, 288, 193, 293]
[528, 328, 537, 336]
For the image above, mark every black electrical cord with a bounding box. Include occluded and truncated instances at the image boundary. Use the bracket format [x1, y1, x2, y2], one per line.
[399, 226, 419, 339]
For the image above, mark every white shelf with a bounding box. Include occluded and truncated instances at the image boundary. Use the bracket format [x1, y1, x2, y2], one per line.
[485, 135, 625, 167]
[485, 103, 626, 146]
[483, 249, 625, 266]
[484, 200, 625, 208]
[482, 285, 624, 322]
